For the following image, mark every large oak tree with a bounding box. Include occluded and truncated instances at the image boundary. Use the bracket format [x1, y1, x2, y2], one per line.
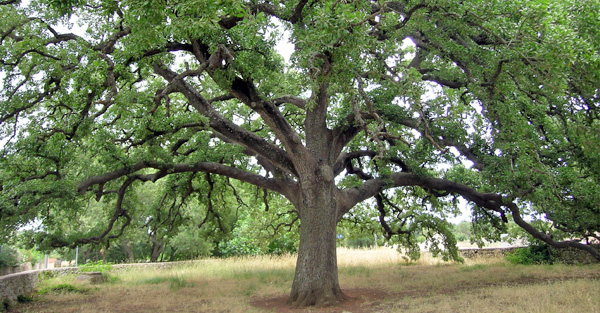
[1, 0, 599, 307]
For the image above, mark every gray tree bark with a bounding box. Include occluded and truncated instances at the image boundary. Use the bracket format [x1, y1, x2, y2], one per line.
[287, 170, 349, 307]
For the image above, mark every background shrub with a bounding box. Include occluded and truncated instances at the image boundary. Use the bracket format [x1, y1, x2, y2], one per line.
[0, 246, 20, 268]
[505, 244, 558, 265]
[79, 260, 113, 273]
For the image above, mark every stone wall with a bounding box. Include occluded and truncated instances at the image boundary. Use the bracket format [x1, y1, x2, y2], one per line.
[0, 267, 78, 309]
[111, 260, 194, 272]
[460, 244, 600, 264]
[0, 261, 192, 309]
[552, 244, 600, 265]
[459, 246, 523, 259]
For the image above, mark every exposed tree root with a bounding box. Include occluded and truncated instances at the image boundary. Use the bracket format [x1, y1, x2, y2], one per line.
[287, 286, 351, 308]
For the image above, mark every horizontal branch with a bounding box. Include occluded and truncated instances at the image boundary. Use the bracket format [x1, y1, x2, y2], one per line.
[272, 96, 307, 110]
[344, 173, 501, 213]
[77, 161, 288, 196]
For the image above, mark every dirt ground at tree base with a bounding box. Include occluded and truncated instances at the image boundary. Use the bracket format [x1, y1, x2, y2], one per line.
[250, 288, 391, 313]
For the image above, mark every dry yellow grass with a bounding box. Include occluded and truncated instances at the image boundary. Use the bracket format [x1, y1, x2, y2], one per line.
[391, 279, 600, 313]
[16, 248, 600, 313]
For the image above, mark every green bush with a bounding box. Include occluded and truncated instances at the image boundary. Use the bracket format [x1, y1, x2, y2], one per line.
[266, 238, 297, 255]
[455, 233, 469, 242]
[78, 260, 113, 273]
[505, 244, 558, 265]
[2, 299, 12, 312]
[17, 295, 34, 303]
[214, 236, 261, 257]
[0, 246, 20, 268]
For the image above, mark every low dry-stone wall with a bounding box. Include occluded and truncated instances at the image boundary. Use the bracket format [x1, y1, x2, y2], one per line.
[460, 244, 600, 264]
[460, 246, 523, 259]
[0, 261, 195, 309]
[552, 244, 600, 265]
[0, 267, 78, 309]
[111, 260, 192, 272]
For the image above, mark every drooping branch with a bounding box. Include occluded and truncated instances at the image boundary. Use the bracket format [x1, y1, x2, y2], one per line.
[197, 173, 226, 232]
[342, 173, 600, 261]
[268, 211, 300, 234]
[505, 202, 600, 261]
[375, 193, 412, 240]
[52, 176, 135, 248]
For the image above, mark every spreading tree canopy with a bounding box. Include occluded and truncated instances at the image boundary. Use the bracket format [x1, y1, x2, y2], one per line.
[1, 0, 599, 307]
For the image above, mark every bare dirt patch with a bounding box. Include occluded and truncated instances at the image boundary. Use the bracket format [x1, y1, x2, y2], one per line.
[251, 288, 390, 313]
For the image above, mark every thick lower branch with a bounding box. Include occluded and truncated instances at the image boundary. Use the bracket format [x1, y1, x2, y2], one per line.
[505, 202, 600, 261]
[342, 173, 600, 261]
[78, 161, 288, 197]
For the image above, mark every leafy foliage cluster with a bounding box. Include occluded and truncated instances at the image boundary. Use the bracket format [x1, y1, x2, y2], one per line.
[0, 246, 20, 268]
[78, 260, 113, 273]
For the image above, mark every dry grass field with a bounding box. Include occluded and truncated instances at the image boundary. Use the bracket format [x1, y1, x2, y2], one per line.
[12, 248, 600, 313]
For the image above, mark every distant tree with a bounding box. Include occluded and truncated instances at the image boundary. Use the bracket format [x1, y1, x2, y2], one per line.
[1, 0, 598, 308]
[453, 221, 472, 242]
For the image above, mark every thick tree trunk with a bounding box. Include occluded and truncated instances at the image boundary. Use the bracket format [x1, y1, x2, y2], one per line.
[149, 233, 164, 262]
[122, 240, 135, 263]
[287, 176, 349, 308]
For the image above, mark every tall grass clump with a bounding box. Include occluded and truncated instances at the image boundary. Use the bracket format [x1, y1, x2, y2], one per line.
[37, 283, 91, 295]
[138, 275, 190, 291]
